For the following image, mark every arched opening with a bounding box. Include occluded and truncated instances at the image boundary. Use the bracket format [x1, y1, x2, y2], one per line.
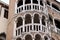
[16, 17, 23, 28]
[49, 14, 53, 25]
[0, 33, 6, 40]
[33, 0, 38, 4]
[40, 0, 43, 6]
[16, 37, 21, 40]
[42, 16, 45, 25]
[35, 34, 42, 40]
[25, 35, 32, 40]
[44, 36, 48, 40]
[25, 14, 31, 24]
[17, 0, 23, 7]
[34, 14, 40, 23]
[52, 4, 60, 11]
[47, 1, 50, 5]
[25, 0, 31, 4]
[54, 19, 60, 29]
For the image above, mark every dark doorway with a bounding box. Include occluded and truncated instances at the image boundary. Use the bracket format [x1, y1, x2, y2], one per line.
[17, 0, 23, 7]
[35, 34, 42, 40]
[54, 19, 60, 29]
[42, 16, 45, 25]
[44, 36, 48, 40]
[33, 0, 38, 4]
[52, 4, 60, 11]
[16, 37, 21, 40]
[34, 14, 40, 23]
[25, 0, 31, 4]
[25, 35, 32, 40]
[25, 14, 31, 24]
[16, 17, 23, 28]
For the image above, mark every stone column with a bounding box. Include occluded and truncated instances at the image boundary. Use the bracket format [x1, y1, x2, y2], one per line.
[38, 0, 40, 11]
[31, 0, 33, 10]
[23, 0, 25, 11]
[42, 36, 44, 40]
[1, 7, 5, 18]
[0, 5, 2, 16]
[40, 17, 42, 31]
[32, 16, 34, 31]
[13, 20, 17, 37]
[23, 17, 25, 32]
[15, 0, 18, 14]
[43, 0, 48, 15]
[45, 18, 48, 33]
[53, 18, 57, 32]
[33, 37, 35, 40]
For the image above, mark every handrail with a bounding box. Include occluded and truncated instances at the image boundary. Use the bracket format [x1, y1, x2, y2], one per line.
[16, 23, 47, 36]
[47, 5, 60, 14]
[17, 4, 60, 14]
[17, 4, 43, 13]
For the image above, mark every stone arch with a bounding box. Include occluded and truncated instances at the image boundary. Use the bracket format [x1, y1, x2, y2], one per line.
[16, 17, 23, 28]
[25, 0, 31, 4]
[44, 36, 48, 40]
[34, 14, 40, 23]
[35, 34, 42, 40]
[16, 37, 22, 40]
[25, 14, 32, 24]
[33, 0, 38, 4]
[40, 0, 43, 6]
[25, 34, 32, 40]
[17, 0, 23, 7]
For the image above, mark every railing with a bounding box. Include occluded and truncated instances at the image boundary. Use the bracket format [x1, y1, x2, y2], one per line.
[17, 4, 43, 13]
[47, 5, 60, 14]
[17, 4, 60, 14]
[16, 23, 47, 37]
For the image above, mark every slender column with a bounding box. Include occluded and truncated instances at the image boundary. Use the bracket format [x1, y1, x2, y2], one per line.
[23, 17, 25, 32]
[15, 1, 17, 14]
[13, 20, 17, 37]
[40, 17, 42, 31]
[53, 18, 55, 26]
[33, 38, 34, 40]
[23, 0, 25, 11]
[31, 0, 33, 10]
[50, 2, 52, 10]
[45, 18, 48, 33]
[0, 5, 2, 16]
[33, 37, 35, 40]
[43, 0, 46, 10]
[32, 16, 34, 31]
[38, 0, 40, 11]
[43, 0, 48, 15]
[1, 7, 5, 18]
[42, 36, 44, 40]
[53, 18, 57, 32]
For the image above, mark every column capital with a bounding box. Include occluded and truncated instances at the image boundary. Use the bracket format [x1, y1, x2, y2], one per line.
[31, 16, 34, 18]
[23, 17, 25, 19]
[39, 16, 42, 19]
[45, 18, 48, 21]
